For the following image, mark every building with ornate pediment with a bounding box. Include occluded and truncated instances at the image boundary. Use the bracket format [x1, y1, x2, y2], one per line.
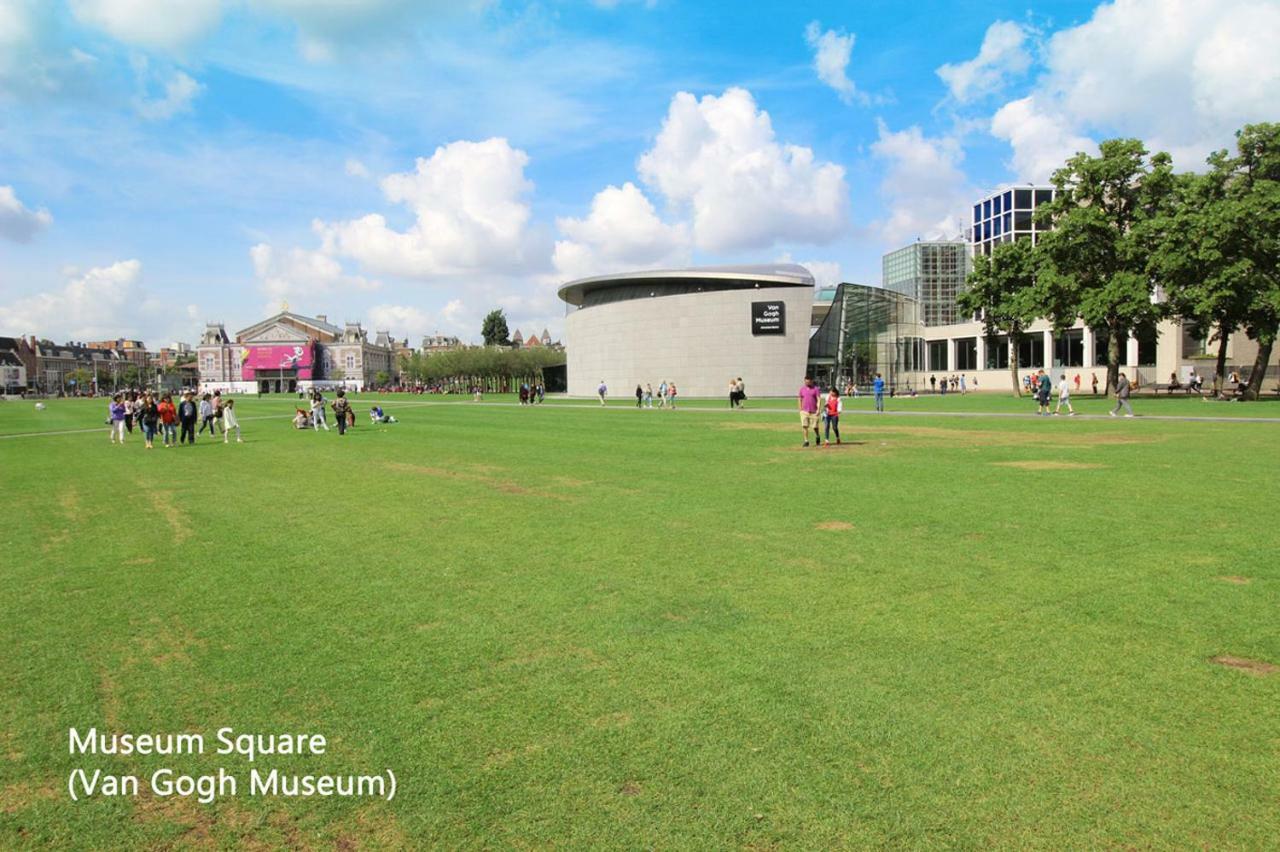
[197, 310, 396, 393]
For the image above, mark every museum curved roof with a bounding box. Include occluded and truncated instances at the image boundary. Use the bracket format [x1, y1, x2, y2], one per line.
[557, 263, 816, 307]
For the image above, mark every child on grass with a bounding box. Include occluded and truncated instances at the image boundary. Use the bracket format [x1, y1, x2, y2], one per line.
[222, 399, 243, 443]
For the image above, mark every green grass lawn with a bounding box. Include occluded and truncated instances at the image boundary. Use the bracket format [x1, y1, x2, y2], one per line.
[2, 396, 1278, 848]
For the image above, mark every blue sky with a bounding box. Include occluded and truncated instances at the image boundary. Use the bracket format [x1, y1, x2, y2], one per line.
[1, 0, 1277, 345]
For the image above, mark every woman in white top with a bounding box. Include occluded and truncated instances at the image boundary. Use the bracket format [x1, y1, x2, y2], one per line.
[1054, 373, 1076, 416]
[222, 399, 243, 442]
[311, 393, 329, 431]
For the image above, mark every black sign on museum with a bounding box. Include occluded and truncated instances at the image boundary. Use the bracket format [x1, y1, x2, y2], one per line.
[751, 301, 785, 336]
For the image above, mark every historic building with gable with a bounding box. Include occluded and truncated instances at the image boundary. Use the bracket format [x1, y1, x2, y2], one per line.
[197, 310, 396, 393]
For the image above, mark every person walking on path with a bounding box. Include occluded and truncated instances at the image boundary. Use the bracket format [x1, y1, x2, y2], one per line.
[311, 392, 329, 431]
[1073, 373, 1082, 393]
[644, 384, 654, 408]
[222, 399, 243, 442]
[823, 387, 843, 446]
[668, 382, 678, 409]
[177, 392, 198, 445]
[1036, 369, 1052, 416]
[657, 380, 667, 408]
[597, 381, 607, 406]
[873, 373, 885, 412]
[798, 376, 823, 447]
[212, 391, 225, 435]
[158, 394, 178, 447]
[139, 392, 160, 449]
[636, 384, 644, 408]
[959, 374, 967, 395]
[1054, 373, 1076, 416]
[108, 394, 127, 444]
[1091, 372, 1099, 395]
[198, 393, 217, 437]
[728, 378, 738, 408]
[736, 377, 746, 409]
[1111, 372, 1135, 417]
[332, 390, 351, 435]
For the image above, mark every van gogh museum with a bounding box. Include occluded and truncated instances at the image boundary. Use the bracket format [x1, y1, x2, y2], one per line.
[560, 185, 1278, 396]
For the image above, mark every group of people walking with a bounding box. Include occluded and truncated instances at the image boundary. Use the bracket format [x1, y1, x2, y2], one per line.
[107, 390, 241, 448]
[625, 381, 679, 408]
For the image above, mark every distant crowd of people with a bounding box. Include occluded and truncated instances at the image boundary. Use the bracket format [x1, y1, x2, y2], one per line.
[608, 381, 679, 408]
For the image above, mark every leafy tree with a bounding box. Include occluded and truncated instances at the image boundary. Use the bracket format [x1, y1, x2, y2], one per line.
[958, 238, 1042, 397]
[375, 370, 390, 387]
[1231, 124, 1280, 399]
[1038, 139, 1172, 395]
[481, 309, 511, 346]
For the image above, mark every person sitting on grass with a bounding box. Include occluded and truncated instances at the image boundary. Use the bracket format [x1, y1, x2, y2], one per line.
[293, 408, 311, 429]
[370, 405, 396, 424]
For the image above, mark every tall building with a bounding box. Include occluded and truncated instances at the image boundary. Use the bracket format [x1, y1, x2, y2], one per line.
[882, 241, 971, 327]
[971, 185, 1056, 256]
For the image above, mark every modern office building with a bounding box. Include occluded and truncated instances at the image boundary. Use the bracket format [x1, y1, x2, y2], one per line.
[807, 283, 924, 389]
[882, 241, 971, 327]
[559, 264, 815, 397]
[971, 185, 1056, 256]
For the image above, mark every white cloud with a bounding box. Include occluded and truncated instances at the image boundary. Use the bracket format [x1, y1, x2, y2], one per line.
[937, 20, 1032, 103]
[804, 21, 864, 105]
[991, 96, 1096, 182]
[133, 68, 203, 120]
[637, 88, 849, 253]
[365, 303, 432, 338]
[250, 242, 380, 313]
[551, 182, 690, 281]
[799, 260, 842, 290]
[317, 138, 538, 279]
[0, 259, 142, 339]
[344, 158, 371, 178]
[69, 0, 223, 52]
[993, 0, 1280, 175]
[0, 185, 52, 242]
[871, 120, 972, 245]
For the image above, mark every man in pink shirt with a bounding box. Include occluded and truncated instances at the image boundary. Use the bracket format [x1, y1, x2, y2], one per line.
[798, 375, 823, 447]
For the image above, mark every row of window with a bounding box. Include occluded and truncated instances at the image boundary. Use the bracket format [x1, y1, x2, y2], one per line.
[973, 188, 1055, 226]
[928, 331, 1160, 372]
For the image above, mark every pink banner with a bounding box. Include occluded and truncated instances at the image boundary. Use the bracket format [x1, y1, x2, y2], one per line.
[240, 342, 315, 380]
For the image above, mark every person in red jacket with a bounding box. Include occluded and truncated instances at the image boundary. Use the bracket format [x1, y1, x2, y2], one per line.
[823, 387, 843, 447]
[157, 394, 178, 447]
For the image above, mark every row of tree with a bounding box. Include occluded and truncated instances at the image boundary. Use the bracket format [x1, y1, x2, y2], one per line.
[398, 345, 565, 392]
[960, 123, 1279, 399]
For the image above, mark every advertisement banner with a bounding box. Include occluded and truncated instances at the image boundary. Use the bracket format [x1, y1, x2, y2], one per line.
[239, 342, 315, 380]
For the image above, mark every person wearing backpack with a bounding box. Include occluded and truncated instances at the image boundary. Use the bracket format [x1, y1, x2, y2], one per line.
[332, 390, 351, 435]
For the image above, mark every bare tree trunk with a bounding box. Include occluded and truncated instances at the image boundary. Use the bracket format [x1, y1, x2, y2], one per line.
[1213, 329, 1230, 398]
[1244, 328, 1276, 400]
[1008, 331, 1022, 397]
[1107, 326, 1122, 398]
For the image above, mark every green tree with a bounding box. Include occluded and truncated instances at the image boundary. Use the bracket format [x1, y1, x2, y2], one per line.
[1231, 124, 1280, 399]
[1145, 158, 1248, 395]
[375, 370, 390, 387]
[481, 309, 510, 346]
[1038, 139, 1172, 395]
[958, 239, 1042, 397]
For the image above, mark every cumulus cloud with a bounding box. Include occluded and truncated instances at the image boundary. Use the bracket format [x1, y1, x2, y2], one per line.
[0, 185, 53, 242]
[0, 259, 142, 338]
[992, 0, 1280, 176]
[991, 96, 1095, 182]
[551, 182, 690, 281]
[637, 88, 849, 253]
[250, 242, 380, 313]
[871, 120, 972, 245]
[804, 21, 865, 105]
[317, 138, 538, 279]
[69, 0, 223, 52]
[364, 299, 473, 339]
[937, 20, 1032, 103]
[133, 68, 203, 119]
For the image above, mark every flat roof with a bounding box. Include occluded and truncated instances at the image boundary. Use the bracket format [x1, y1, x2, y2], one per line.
[557, 263, 815, 307]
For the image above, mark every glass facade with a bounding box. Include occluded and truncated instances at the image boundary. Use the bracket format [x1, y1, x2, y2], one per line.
[971, 185, 1055, 257]
[809, 283, 924, 390]
[882, 241, 971, 327]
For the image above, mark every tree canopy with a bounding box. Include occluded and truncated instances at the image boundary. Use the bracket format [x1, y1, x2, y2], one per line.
[481, 309, 511, 347]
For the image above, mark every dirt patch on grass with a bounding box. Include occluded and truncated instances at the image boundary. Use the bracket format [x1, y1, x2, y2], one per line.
[1210, 655, 1278, 676]
[1, 781, 59, 814]
[662, 612, 689, 623]
[136, 484, 192, 543]
[591, 711, 632, 729]
[1218, 576, 1251, 585]
[619, 781, 641, 796]
[385, 462, 569, 501]
[815, 521, 854, 531]
[992, 461, 1106, 471]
